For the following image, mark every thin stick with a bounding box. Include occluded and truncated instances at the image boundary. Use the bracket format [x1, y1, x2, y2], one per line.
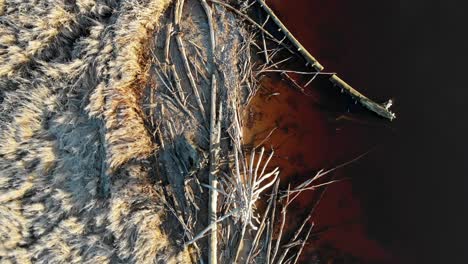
[153, 62, 195, 120]
[271, 184, 290, 262]
[260, 13, 270, 64]
[289, 178, 349, 194]
[281, 72, 304, 92]
[255, 126, 277, 149]
[292, 222, 313, 264]
[174, 0, 207, 123]
[170, 64, 187, 105]
[246, 180, 275, 263]
[262, 31, 269, 64]
[201, 0, 216, 73]
[233, 221, 247, 263]
[185, 209, 239, 246]
[276, 214, 312, 264]
[164, 23, 173, 64]
[285, 150, 371, 200]
[260, 69, 335, 75]
[304, 72, 319, 87]
[163, 20, 188, 105]
[259, 56, 291, 73]
[175, 35, 207, 122]
[266, 179, 280, 264]
[160, 189, 204, 263]
[149, 71, 156, 129]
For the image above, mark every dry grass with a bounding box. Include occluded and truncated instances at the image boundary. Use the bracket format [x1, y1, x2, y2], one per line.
[0, 0, 188, 262]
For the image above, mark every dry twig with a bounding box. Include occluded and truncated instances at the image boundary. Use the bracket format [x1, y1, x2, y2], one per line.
[174, 0, 208, 123]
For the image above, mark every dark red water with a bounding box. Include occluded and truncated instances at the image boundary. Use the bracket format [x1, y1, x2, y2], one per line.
[259, 1, 468, 264]
[242, 0, 402, 263]
[243, 75, 394, 263]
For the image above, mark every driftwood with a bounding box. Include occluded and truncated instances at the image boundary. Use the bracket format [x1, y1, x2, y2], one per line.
[255, 0, 396, 120]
